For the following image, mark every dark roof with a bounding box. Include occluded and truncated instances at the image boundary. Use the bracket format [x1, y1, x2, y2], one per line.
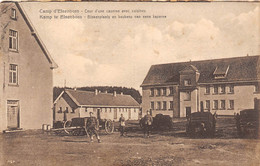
[141, 55, 260, 86]
[64, 89, 140, 107]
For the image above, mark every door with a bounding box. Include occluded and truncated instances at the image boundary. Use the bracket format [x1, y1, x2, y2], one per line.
[97, 109, 101, 120]
[128, 108, 131, 120]
[114, 108, 117, 120]
[186, 107, 191, 118]
[7, 101, 19, 129]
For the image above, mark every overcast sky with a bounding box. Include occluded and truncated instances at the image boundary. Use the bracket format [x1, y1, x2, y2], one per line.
[19, 2, 260, 91]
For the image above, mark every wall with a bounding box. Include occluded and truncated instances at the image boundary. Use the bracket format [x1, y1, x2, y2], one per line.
[0, 3, 53, 131]
[179, 89, 198, 117]
[199, 83, 260, 115]
[141, 85, 178, 118]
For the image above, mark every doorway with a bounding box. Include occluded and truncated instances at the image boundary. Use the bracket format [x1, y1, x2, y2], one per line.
[114, 108, 117, 120]
[7, 100, 19, 129]
[186, 107, 191, 118]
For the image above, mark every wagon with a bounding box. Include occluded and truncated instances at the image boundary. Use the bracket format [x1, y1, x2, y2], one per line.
[235, 109, 259, 138]
[186, 112, 216, 138]
[139, 114, 173, 130]
[52, 117, 114, 136]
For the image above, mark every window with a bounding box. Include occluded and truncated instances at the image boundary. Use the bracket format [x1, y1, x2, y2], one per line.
[85, 108, 88, 112]
[150, 88, 154, 96]
[220, 100, 225, 110]
[183, 92, 191, 101]
[228, 100, 234, 110]
[151, 102, 154, 110]
[169, 87, 174, 96]
[205, 100, 210, 110]
[169, 101, 173, 110]
[162, 88, 166, 96]
[228, 85, 234, 94]
[184, 79, 191, 86]
[58, 107, 62, 113]
[220, 85, 226, 94]
[157, 88, 161, 96]
[109, 108, 112, 112]
[11, 8, 16, 19]
[9, 64, 18, 85]
[9, 30, 18, 51]
[157, 101, 161, 110]
[213, 85, 218, 94]
[213, 100, 218, 110]
[162, 101, 167, 110]
[71, 108, 75, 113]
[205, 85, 210, 94]
[65, 107, 69, 113]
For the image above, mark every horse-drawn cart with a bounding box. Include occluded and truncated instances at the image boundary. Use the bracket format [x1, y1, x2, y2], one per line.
[52, 117, 114, 136]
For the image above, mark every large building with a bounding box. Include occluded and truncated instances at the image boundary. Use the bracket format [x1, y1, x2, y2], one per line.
[53, 89, 140, 122]
[141, 56, 260, 117]
[0, 2, 57, 132]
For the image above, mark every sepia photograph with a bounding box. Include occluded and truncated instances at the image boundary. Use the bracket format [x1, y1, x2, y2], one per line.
[0, 0, 259, 165]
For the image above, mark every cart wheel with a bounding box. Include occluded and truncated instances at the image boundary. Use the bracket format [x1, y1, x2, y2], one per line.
[105, 120, 114, 134]
[63, 120, 73, 135]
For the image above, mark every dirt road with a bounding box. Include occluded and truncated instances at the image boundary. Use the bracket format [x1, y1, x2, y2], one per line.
[0, 117, 259, 166]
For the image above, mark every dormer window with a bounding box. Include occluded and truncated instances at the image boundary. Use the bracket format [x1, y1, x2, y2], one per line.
[213, 65, 229, 79]
[184, 79, 191, 86]
[11, 8, 16, 20]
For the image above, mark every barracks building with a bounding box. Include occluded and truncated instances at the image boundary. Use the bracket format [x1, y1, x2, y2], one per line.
[53, 89, 140, 122]
[0, 2, 57, 132]
[141, 56, 260, 117]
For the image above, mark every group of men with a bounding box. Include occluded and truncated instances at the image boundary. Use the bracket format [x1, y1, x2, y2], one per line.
[86, 110, 153, 143]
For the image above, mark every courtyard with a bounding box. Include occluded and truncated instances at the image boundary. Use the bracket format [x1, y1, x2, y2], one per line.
[0, 117, 259, 166]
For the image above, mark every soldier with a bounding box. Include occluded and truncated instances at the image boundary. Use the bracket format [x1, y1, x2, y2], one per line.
[86, 112, 101, 143]
[143, 110, 153, 138]
[119, 114, 126, 136]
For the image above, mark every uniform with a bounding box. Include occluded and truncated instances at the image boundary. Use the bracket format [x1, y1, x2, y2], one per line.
[119, 116, 126, 136]
[143, 114, 153, 137]
[86, 116, 101, 143]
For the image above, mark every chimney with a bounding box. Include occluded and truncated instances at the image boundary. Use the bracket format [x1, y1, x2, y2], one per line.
[95, 89, 98, 95]
[113, 91, 117, 97]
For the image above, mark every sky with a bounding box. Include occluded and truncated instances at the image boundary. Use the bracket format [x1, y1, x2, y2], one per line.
[18, 2, 260, 91]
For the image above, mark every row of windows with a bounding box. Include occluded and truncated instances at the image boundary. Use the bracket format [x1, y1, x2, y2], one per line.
[150, 101, 174, 110]
[57, 107, 137, 114]
[205, 85, 234, 95]
[58, 107, 75, 113]
[204, 100, 234, 110]
[150, 87, 174, 97]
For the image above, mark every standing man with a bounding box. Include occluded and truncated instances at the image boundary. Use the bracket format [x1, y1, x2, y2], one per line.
[119, 114, 126, 136]
[86, 112, 101, 143]
[143, 110, 153, 138]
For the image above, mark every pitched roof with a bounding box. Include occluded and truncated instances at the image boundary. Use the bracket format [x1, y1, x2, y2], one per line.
[60, 89, 140, 107]
[141, 55, 260, 86]
[15, 2, 58, 69]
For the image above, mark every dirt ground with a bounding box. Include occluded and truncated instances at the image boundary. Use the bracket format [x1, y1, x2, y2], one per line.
[0, 117, 259, 166]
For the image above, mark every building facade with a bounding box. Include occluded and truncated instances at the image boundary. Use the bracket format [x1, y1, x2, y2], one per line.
[141, 56, 260, 117]
[0, 2, 57, 131]
[53, 89, 140, 122]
